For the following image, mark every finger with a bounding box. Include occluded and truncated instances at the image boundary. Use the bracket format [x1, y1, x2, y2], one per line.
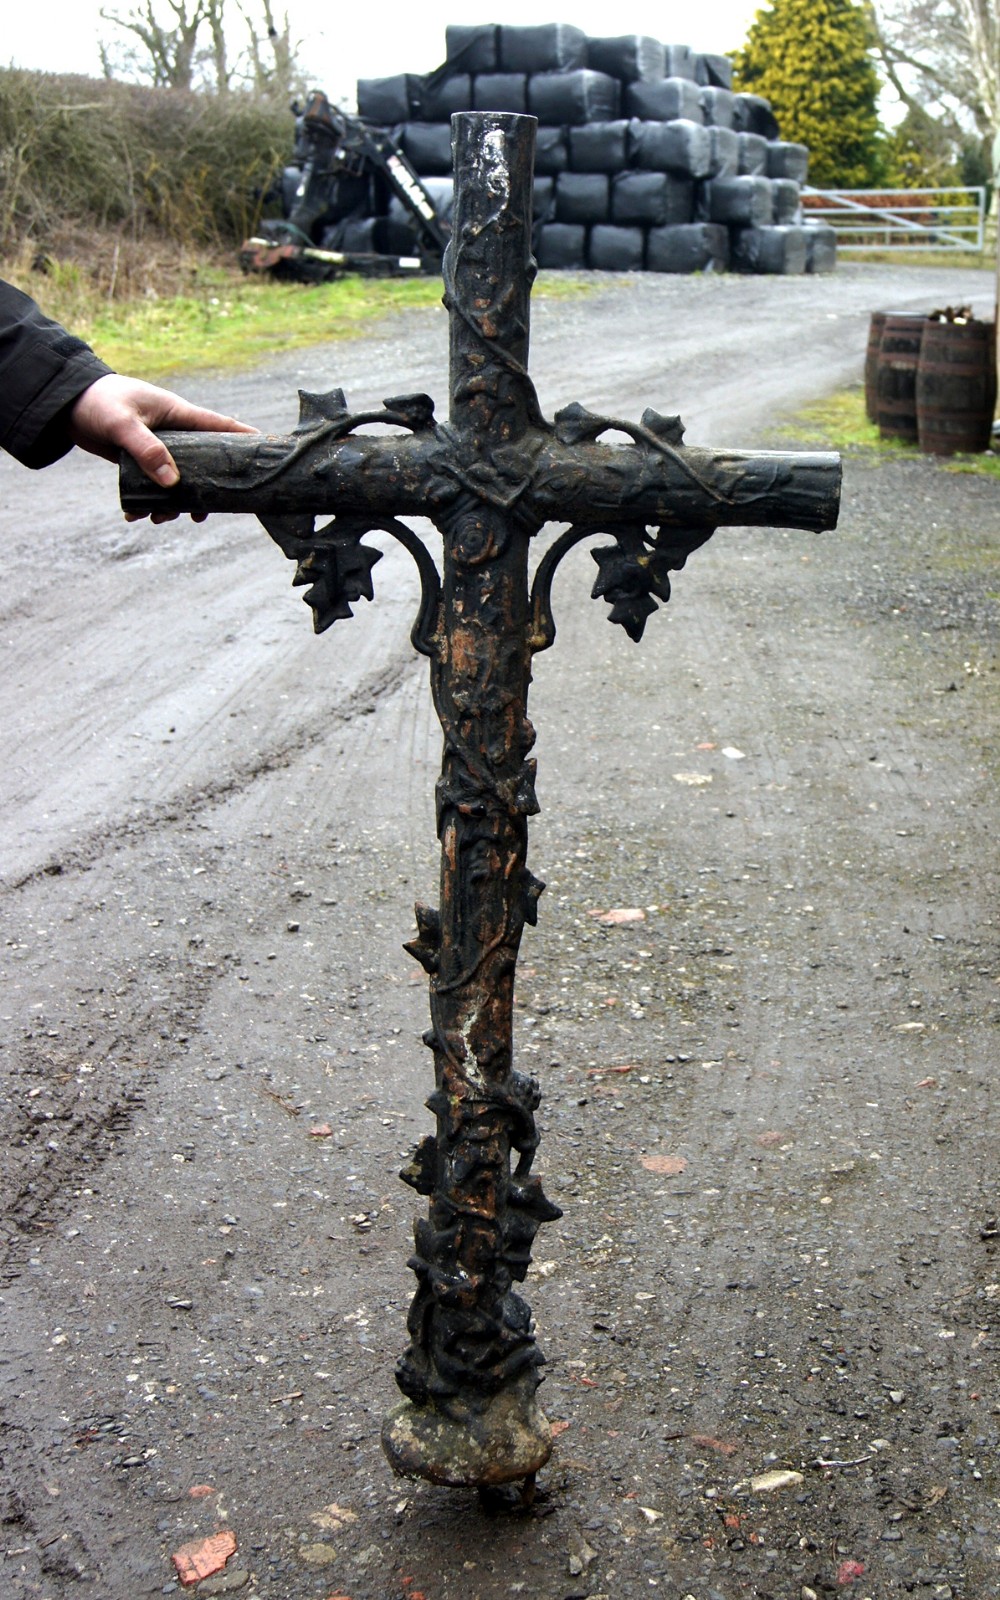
[153, 397, 258, 435]
[112, 417, 181, 487]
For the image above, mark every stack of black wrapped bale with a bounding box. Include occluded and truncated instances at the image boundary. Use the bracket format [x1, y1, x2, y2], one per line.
[356, 23, 837, 275]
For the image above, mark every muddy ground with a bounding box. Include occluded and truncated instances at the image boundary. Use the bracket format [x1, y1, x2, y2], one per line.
[1, 262, 997, 1600]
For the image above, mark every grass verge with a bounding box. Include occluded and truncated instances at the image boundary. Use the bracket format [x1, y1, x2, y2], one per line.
[83, 273, 446, 381]
[780, 386, 1000, 479]
[835, 248, 993, 271]
[4, 258, 596, 383]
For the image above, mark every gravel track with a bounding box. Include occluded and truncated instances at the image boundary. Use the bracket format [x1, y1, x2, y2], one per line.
[0, 261, 996, 1600]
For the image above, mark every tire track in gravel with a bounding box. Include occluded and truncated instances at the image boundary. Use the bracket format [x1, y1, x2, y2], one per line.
[0, 632, 432, 1283]
[0, 520, 425, 886]
[3, 651, 418, 893]
[0, 943, 214, 1283]
[0, 1422, 99, 1594]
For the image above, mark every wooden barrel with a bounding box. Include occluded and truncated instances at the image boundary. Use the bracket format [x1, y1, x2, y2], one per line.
[877, 313, 926, 442]
[916, 317, 998, 455]
[864, 311, 886, 422]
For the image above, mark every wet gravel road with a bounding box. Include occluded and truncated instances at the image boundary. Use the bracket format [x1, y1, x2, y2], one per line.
[1, 262, 997, 1600]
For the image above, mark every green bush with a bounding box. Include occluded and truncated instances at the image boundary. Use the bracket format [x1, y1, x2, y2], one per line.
[0, 68, 289, 256]
[732, 0, 887, 188]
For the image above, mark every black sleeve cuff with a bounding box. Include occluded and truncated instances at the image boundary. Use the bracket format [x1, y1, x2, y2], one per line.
[0, 281, 114, 468]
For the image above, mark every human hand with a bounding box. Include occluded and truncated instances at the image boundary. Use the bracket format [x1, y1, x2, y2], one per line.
[68, 374, 258, 523]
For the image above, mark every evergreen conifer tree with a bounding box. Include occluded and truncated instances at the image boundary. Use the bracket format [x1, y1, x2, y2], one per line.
[733, 0, 886, 187]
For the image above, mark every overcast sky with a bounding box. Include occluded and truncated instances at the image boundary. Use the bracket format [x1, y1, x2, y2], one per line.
[5, 3, 761, 106]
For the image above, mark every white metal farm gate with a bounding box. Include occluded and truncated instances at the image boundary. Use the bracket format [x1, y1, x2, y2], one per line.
[802, 187, 987, 252]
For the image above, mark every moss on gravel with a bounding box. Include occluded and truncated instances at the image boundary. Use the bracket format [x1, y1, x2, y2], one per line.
[781, 385, 1000, 479]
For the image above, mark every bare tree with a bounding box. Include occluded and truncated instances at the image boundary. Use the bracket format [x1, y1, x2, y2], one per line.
[868, 0, 999, 148]
[205, 0, 234, 95]
[99, 0, 209, 91]
[238, 0, 301, 102]
[100, 0, 300, 98]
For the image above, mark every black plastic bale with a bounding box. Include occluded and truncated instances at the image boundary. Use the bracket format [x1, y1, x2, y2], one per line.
[646, 221, 730, 272]
[877, 313, 926, 441]
[534, 126, 569, 175]
[374, 215, 422, 255]
[664, 43, 696, 80]
[321, 172, 371, 224]
[630, 119, 712, 179]
[916, 316, 998, 455]
[737, 132, 768, 176]
[611, 171, 694, 227]
[766, 141, 809, 183]
[357, 74, 421, 124]
[707, 126, 740, 177]
[804, 222, 837, 274]
[325, 216, 379, 252]
[350, 53, 822, 279]
[732, 224, 808, 274]
[625, 77, 705, 123]
[586, 35, 666, 82]
[390, 176, 455, 228]
[499, 22, 588, 73]
[532, 176, 556, 222]
[589, 224, 645, 270]
[400, 123, 454, 175]
[472, 73, 529, 114]
[555, 172, 611, 225]
[695, 53, 734, 89]
[705, 174, 774, 227]
[419, 74, 472, 120]
[569, 121, 631, 173]
[772, 178, 802, 224]
[535, 221, 588, 268]
[528, 69, 621, 125]
[762, 224, 808, 274]
[445, 24, 499, 72]
[733, 93, 781, 138]
[700, 87, 736, 128]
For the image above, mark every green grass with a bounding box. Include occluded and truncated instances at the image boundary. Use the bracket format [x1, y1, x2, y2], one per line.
[781, 385, 1000, 478]
[940, 450, 1000, 479]
[8, 259, 596, 383]
[82, 272, 446, 381]
[835, 248, 992, 270]
[781, 388, 898, 451]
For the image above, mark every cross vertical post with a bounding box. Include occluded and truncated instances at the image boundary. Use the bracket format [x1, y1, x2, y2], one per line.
[383, 113, 561, 1489]
[119, 111, 841, 1495]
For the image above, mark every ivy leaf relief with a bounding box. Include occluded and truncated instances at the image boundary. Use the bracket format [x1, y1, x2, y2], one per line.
[590, 525, 717, 641]
[294, 532, 383, 632]
[591, 537, 666, 642]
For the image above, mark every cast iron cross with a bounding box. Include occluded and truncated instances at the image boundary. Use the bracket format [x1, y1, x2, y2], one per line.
[121, 113, 840, 1495]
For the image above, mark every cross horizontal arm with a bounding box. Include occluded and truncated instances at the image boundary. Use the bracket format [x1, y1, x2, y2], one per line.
[120, 425, 840, 534]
